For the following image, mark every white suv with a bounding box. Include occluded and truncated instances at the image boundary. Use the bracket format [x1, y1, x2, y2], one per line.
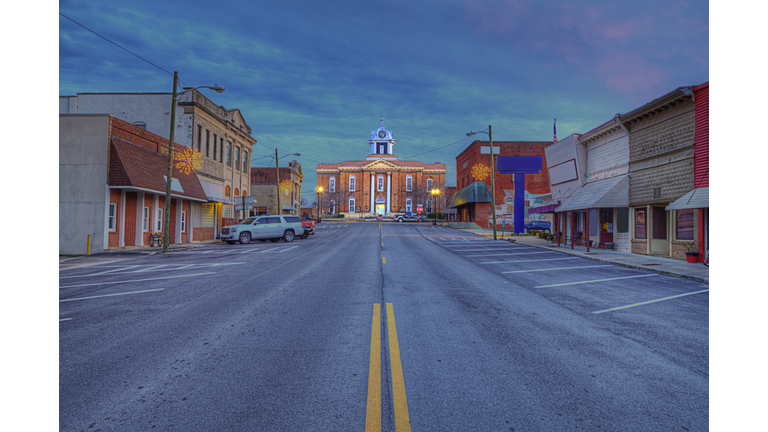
[221, 215, 305, 244]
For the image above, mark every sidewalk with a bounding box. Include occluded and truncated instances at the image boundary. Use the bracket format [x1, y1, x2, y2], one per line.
[453, 228, 709, 283]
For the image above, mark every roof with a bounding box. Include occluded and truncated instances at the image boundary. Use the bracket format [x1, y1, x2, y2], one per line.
[316, 158, 446, 171]
[108, 137, 208, 202]
[447, 181, 493, 208]
[666, 187, 709, 210]
[556, 175, 629, 212]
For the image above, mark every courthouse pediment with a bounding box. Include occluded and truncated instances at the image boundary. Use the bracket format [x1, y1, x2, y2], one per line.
[362, 159, 400, 170]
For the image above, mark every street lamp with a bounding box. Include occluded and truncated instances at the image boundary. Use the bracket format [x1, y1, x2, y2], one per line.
[316, 186, 323, 223]
[431, 188, 440, 225]
[466, 125, 497, 240]
[163, 71, 225, 253]
[275, 151, 301, 215]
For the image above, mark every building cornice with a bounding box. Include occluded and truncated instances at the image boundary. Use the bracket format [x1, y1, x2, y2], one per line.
[620, 86, 694, 126]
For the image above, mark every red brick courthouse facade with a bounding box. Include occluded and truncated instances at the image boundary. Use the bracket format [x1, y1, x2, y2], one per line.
[316, 117, 447, 217]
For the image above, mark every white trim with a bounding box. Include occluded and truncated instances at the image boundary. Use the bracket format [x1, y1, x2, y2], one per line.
[349, 197, 356, 213]
[349, 174, 356, 191]
[406, 175, 412, 191]
[386, 174, 391, 213]
[142, 206, 150, 232]
[108, 202, 117, 232]
[377, 175, 384, 191]
[330, 176, 336, 192]
[137, 192, 146, 246]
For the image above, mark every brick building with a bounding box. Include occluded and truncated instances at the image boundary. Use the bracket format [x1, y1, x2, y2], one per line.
[451, 140, 551, 230]
[315, 117, 447, 217]
[250, 161, 304, 216]
[59, 90, 256, 237]
[60, 115, 208, 254]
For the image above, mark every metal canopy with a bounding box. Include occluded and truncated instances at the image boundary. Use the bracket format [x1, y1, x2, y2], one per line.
[447, 181, 493, 208]
[666, 187, 709, 210]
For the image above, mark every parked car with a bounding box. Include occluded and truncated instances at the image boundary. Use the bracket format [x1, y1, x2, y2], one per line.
[300, 220, 315, 238]
[395, 212, 426, 222]
[220, 215, 305, 244]
[523, 220, 552, 233]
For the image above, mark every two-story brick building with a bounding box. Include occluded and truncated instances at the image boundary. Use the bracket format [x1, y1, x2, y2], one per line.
[250, 160, 303, 216]
[315, 117, 447, 217]
[450, 139, 551, 230]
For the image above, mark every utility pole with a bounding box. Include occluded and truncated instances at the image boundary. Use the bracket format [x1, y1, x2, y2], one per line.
[162, 71, 179, 253]
[275, 148, 280, 215]
[489, 124, 497, 240]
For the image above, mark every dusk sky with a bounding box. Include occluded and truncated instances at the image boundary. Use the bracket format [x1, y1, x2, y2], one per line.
[58, 0, 710, 201]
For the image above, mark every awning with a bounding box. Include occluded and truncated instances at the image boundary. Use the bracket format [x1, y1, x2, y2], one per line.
[666, 187, 709, 210]
[282, 204, 295, 211]
[556, 175, 629, 212]
[529, 204, 559, 214]
[447, 181, 493, 208]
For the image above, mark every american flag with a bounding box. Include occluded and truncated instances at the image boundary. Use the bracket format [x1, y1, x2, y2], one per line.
[553, 118, 557, 143]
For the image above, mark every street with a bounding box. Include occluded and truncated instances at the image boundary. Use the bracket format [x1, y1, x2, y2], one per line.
[59, 222, 708, 431]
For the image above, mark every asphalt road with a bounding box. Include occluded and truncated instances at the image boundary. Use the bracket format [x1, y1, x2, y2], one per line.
[59, 222, 708, 431]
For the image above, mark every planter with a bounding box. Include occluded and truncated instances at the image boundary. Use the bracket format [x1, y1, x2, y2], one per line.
[685, 252, 700, 263]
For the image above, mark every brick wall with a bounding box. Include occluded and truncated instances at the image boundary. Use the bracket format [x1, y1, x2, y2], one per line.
[194, 227, 215, 241]
[124, 192, 137, 246]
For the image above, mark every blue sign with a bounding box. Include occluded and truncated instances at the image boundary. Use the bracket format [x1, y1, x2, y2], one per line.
[496, 155, 542, 174]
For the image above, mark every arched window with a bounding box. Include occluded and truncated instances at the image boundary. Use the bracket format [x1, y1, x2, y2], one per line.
[225, 185, 231, 198]
[406, 198, 412, 212]
[234, 188, 239, 197]
[377, 175, 384, 191]
[242, 189, 247, 196]
[427, 178, 433, 190]
[329, 177, 336, 192]
[406, 175, 412, 191]
[349, 175, 356, 191]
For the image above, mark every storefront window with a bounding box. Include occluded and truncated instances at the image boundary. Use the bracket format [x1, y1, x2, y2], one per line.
[676, 209, 694, 240]
[635, 208, 646, 239]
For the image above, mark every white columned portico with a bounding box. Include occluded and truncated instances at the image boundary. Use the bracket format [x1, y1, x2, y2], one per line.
[386, 173, 391, 213]
[370, 173, 375, 214]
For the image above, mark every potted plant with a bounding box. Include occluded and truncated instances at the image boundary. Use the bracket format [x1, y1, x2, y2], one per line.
[683, 241, 699, 263]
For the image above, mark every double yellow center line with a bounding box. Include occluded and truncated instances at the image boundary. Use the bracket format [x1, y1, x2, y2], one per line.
[366, 303, 411, 432]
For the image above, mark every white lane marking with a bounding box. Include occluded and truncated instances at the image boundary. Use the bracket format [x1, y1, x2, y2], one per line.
[80, 265, 142, 276]
[60, 289, 165, 303]
[464, 251, 549, 257]
[133, 265, 168, 272]
[278, 246, 298, 253]
[59, 318, 73, 322]
[60, 272, 217, 289]
[592, 289, 710, 314]
[535, 273, 658, 288]
[482, 257, 580, 264]
[60, 263, 244, 278]
[503, 265, 613, 273]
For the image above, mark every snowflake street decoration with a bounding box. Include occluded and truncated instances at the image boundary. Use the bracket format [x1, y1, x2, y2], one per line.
[280, 179, 293, 195]
[471, 163, 490, 181]
[175, 147, 202, 175]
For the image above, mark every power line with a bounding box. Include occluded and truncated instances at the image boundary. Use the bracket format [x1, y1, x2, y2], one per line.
[59, 12, 186, 87]
[400, 136, 473, 160]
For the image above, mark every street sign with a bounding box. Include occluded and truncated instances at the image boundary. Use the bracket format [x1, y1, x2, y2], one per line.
[234, 204, 253, 211]
[416, 206, 423, 213]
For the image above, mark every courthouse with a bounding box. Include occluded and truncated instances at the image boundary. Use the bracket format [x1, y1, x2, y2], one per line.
[316, 117, 447, 216]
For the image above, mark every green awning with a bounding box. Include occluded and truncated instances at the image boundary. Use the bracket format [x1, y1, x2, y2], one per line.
[448, 181, 493, 208]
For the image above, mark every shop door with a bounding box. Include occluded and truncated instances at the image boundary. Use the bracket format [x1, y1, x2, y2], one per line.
[650, 206, 669, 256]
[615, 208, 630, 252]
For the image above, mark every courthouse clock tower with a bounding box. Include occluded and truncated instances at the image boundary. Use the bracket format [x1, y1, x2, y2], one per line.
[368, 114, 396, 159]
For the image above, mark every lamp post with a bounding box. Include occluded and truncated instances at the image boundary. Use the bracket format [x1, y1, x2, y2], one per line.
[431, 188, 440, 225]
[316, 186, 323, 223]
[275, 151, 301, 216]
[162, 72, 224, 253]
[466, 125, 497, 240]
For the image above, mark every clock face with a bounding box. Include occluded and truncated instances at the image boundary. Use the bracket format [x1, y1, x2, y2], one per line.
[378, 130, 386, 138]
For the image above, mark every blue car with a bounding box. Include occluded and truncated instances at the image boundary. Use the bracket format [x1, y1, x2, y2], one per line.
[524, 221, 551, 233]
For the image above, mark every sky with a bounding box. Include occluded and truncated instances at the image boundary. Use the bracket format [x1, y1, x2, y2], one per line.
[56, 0, 710, 202]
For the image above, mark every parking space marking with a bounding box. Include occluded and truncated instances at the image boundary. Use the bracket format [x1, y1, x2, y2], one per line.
[482, 257, 580, 264]
[60, 288, 165, 303]
[535, 273, 658, 288]
[75, 265, 142, 276]
[60, 272, 217, 289]
[61, 262, 244, 278]
[133, 265, 169, 272]
[503, 265, 613, 273]
[592, 289, 709, 314]
[59, 318, 73, 322]
[278, 246, 299, 253]
[465, 251, 553, 257]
